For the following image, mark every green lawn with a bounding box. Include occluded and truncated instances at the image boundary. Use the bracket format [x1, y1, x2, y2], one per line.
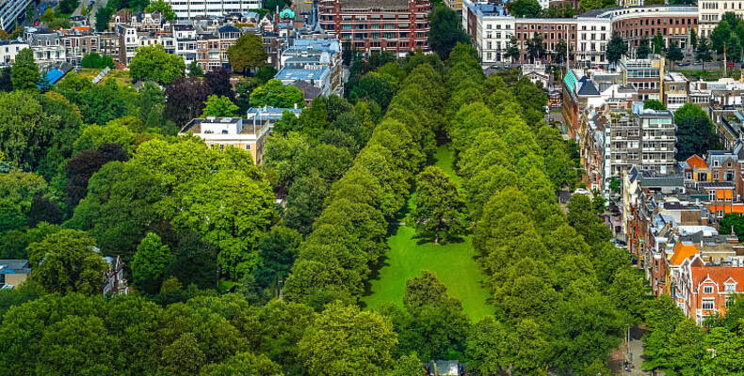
[362, 146, 493, 321]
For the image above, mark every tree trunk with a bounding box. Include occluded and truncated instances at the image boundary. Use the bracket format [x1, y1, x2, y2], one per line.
[434, 232, 439, 245]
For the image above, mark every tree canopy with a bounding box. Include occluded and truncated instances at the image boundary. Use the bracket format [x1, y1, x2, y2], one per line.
[129, 45, 185, 85]
[227, 33, 268, 74]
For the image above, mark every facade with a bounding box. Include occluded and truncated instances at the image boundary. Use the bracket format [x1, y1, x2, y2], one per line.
[25, 28, 66, 66]
[0, 0, 32, 31]
[59, 27, 101, 65]
[604, 6, 698, 51]
[0, 40, 29, 66]
[662, 72, 689, 110]
[164, 0, 261, 19]
[462, 1, 514, 65]
[606, 105, 676, 177]
[698, 0, 744, 38]
[617, 55, 664, 101]
[515, 18, 581, 65]
[676, 259, 744, 324]
[318, 0, 431, 56]
[179, 117, 272, 164]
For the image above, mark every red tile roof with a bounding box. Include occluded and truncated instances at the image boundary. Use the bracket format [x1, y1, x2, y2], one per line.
[687, 155, 708, 169]
[691, 266, 744, 292]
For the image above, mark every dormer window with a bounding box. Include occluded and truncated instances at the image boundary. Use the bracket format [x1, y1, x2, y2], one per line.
[714, 160, 720, 167]
[703, 285, 714, 294]
[725, 282, 737, 292]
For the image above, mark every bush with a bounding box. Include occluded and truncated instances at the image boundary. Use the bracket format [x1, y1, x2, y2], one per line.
[80, 53, 115, 69]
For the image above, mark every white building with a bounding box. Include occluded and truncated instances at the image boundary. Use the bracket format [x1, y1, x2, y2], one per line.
[164, 0, 261, 20]
[179, 117, 271, 164]
[0, 0, 32, 31]
[698, 0, 744, 38]
[462, 0, 515, 65]
[575, 17, 612, 67]
[0, 39, 29, 66]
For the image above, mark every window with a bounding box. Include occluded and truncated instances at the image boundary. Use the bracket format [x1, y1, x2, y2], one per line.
[702, 298, 715, 310]
[725, 283, 736, 292]
[709, 190, 716, 201]
[703, 286, 714, 294]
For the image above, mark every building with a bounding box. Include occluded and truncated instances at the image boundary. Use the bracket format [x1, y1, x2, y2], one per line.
[662, 72, 689, 110]
[0, 259, 31, 289]
[276, 38, 343, 96]
[102, 256, 128, 296]
[164, 0, 261, 20]
[25, 28, 67, 66]
[602, 5, 698, 52]
[0, 39, 30, 66]
[0, 0, 32, 31]
[318, 0, 431, 57]
[698, 0, 744, 38]
[59, 26, 101, 65]
[676, 258, 744, 324]
[514, 18, 581, 65]
[180, 116, 272, 164]
[617, 55, 664, 101]
[606, 104, 676, 177]
[246, 106, 303, 126]
[462, 1, 514, 65]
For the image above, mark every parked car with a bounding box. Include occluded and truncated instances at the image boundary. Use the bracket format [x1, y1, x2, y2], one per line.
[693, 61, 702, 65]
[503, 64, 511, 69]
[489, 65, 501, 69]
[678, 62, 691, 67]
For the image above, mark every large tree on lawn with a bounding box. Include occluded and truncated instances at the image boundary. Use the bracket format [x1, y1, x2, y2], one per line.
[411, 166, 467, 245]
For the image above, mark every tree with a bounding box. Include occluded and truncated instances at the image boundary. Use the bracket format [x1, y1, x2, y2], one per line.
[202, 95, 239, 117]
[666, 41, 684, 69]
[227, 33, 268, 74]
[348, 72, 397, 110]
[252, 226, 301, 291]
[131, 232, 173, 295]
[145, 0, 176, 20]
[129, 45, 185, 85]
[637, 36, 651, 59]
[58, 0, 80, 14]
[398, 271, 470, 360]
[0, 92, 58, 171]
[0, 170, 47, 233]
[465, 316, 508, 376]
[200, 351, 284, 376]
[172, 169, 275, 279]
[427, 5, 470, 59]
[606, 33, 628, 65]
[80, 52, 115, 69]
[65, 143, 129, 210]
[674, 103, 719, 160]
[508, 0, 541, 17]
[710, 20, 732, 60]
[526, 33, 546, 63]
[187, 61, 203, 77]
[643, 99, 665, 110]
[720, 213, 744, 241]
[652, 32, 665, 54]
[552, 39, 573, 64]
[299, 301, 397, 376]
[579, 0, 614, 12]
[411, 166, 467, 244]
[249, 79, 304, 108]
[11, 48, 39, 91]
[204, 67, 235, 99]
[164, 77, 211, 125]
[95, 6, 113, 32]
[27, 230, 108, 295]
[696, 37, 713, 71]
[505, 36, 521, 62]
[690, 28, 698, 51]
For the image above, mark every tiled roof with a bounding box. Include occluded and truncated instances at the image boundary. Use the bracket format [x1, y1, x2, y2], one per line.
[686, 155, 707, 169]
[692, 266, 744, 292]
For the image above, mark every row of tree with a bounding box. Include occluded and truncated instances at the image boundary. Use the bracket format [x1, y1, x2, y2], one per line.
[282, 54, 445, 307]
[444, 42, 645, 375]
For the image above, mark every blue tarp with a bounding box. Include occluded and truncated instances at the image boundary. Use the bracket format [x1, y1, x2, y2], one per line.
[40, 68, 65, 89]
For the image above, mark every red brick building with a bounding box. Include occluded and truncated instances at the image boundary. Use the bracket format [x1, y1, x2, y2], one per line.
[318, 0, 430, 56]
[676, 257, 744, 324]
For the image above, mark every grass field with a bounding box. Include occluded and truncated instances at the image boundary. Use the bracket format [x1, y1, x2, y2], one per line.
[78, 68, 133, 87]
[362, 146, 493, 321]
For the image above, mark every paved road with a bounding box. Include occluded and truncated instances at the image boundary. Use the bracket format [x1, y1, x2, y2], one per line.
[72, 0, 109, 24]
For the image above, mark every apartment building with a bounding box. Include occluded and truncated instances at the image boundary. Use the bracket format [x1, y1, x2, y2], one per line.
[25, 28, 66, 67]
[462, 1, 514, 64]
[617, 55, 664, 101]
[515, 18, 580, 64]
[59, 27, 100, 65]
[164, 0, 260, 19]
[278, 38, 343, 95]
[698, 0, 744, 38]
[0, 40, 29, 66]
[318, 0, 431, 57]
[179, 117, 271, 164]
[662, 72, 689, 110]
[601, 5, 698, 51]
[606, 104, 676, 177]
[0, 0, 32, 31]
[575, 17, 612, 66]
[676, 258, 744, 324]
